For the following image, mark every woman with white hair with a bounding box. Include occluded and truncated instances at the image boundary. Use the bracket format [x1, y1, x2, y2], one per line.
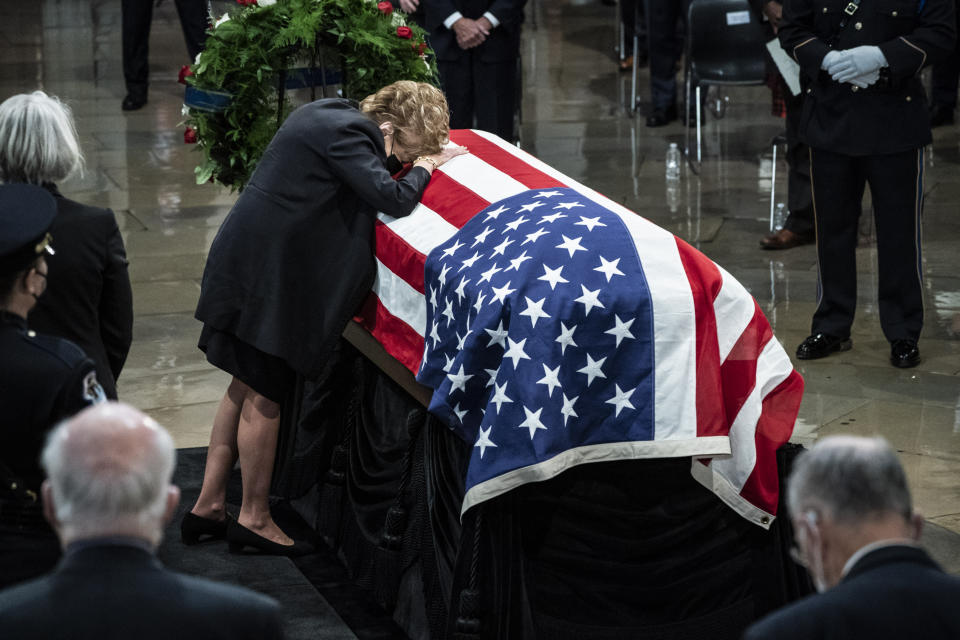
[0, 91, 133, 400]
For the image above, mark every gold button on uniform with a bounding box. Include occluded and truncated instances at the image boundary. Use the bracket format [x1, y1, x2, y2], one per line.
[855, 21, 862, 30]
[906, 96, 912, 101]
[822, 6, 828, 12]
[892, 10, 898, 16]
[852, 86, 859, 92]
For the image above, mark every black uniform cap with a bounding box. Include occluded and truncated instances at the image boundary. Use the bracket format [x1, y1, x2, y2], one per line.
[0, 184, 57, 276]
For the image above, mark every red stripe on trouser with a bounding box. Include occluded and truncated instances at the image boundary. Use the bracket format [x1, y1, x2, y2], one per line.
[375, 221, 427, 294]
[738, 370, 804, 516]
[449, 130, 567, 189]
[354, 293, 426, 375]
[674, 237, 727, 438]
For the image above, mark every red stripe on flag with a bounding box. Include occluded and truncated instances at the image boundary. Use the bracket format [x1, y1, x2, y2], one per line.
[674, 238, 726, 439]
[449, 130, 567, 190]
[421, 171, 491, 228]
[719, 303, 774, 429]
[374, 220, 427, 294]
[354, 293, 426, 374]
[738, 370, 805, 515]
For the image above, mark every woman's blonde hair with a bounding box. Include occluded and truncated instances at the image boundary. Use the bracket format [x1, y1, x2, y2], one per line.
[360, 81, 449, 157]
[0, 90, 83, 185]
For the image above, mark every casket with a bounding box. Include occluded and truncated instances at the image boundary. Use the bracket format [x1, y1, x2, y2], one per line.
[276, 131, 811, 639]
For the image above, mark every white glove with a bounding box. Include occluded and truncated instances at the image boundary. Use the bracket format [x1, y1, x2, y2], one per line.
[821, 50, 843, 70]
[846, 69, 880, 89]
[826, 46, 888, 82]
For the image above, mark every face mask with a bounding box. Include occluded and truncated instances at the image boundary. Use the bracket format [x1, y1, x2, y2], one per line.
[386, 154, 403, 175]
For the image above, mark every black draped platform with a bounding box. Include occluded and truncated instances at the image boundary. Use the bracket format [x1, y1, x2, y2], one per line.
[272, 340, 812, 639]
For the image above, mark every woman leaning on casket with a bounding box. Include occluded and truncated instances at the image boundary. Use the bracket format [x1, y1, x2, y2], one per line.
[183, 81, 467, 554]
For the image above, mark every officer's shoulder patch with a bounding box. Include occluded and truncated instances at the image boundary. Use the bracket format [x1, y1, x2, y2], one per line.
[82, 370, 106, 405]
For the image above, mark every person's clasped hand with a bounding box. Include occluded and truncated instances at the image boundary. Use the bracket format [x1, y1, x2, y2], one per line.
[453, 18, 489, 49]
[824, 46, 888, 83]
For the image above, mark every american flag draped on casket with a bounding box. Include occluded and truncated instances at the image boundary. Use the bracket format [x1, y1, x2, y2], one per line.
[353, 130, 804, 528]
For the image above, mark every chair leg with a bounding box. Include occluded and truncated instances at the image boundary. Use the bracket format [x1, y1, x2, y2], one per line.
[696, 84, 702, 165]
[631, 34, 639, 113]
[770, 142, 777, 231]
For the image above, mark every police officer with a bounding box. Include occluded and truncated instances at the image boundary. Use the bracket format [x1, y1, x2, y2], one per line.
[0, 183, 104, 589]
[780, 0, 955, 368]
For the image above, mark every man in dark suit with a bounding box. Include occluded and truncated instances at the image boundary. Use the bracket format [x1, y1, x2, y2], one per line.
[0, 401, 284, 639]
[780, 0, 955, 368]
[743, 435, 960, 639]
[420, 0, 526, 140]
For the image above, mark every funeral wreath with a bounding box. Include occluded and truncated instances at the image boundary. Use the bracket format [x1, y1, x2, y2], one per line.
[183, 0, 437, 191]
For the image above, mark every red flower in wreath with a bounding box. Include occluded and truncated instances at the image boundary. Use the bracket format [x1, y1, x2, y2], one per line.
[178, 65, 194, 85]
[412, 42, 428, 55]
[184, 127, 197, 144]
[377, 2, 393, 15]
[236, 0, 256, 5]
[396, 26, 413, 39]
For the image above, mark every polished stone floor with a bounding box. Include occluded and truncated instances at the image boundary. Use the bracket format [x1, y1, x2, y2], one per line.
[6, 0, 960, 554]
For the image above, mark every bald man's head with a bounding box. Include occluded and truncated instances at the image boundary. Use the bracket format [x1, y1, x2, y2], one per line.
[41, 402, 179, 547]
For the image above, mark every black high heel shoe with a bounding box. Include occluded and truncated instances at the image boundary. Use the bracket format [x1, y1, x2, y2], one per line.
[226, 520, 313, 557]
[180, 511, 230, 545]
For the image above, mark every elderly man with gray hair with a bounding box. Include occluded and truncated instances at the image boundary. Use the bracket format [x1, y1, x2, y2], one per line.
[0, 402, 284, 640]
[743, 435, 960, 639]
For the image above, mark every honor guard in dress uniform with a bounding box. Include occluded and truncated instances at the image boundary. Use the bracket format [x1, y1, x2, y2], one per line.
[779, 0, 955, 367]
[0, 184, 105, 589]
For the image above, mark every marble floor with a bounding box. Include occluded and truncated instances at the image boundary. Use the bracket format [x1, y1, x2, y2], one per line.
[6, 0, 960, 552]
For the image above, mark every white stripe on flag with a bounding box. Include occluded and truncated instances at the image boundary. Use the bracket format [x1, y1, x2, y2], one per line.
[709, 336, 795, 490]
[373, 258, 427, 336]
[378, 203, 459, 257]
[714, 265, 756, 363]
[440, 152, 529, 203]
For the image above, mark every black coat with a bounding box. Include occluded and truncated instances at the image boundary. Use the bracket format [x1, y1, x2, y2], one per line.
[423, 0, 526, 61]
[195, 99, 431, 378]
[0, 543, 284, 640]
[743, 545, 960, 639]
[779, 0, 955, 155]
[0, 312, 100, 492]
[27, 186, 133, 400]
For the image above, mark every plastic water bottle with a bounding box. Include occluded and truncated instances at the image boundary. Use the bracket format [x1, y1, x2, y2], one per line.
[774, 202, 787, 231]
[665, 143, 681, 181]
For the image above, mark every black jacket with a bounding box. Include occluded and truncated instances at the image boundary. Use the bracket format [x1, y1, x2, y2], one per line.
[779, 0, 955, 154]
[195, 99, 431, 378]
[743, 544, 960, 639]
[27, 186, 133, 400]
[0, 543, 284, 640]
[0, 312, 100, 492]
[423, 0, 526, 61]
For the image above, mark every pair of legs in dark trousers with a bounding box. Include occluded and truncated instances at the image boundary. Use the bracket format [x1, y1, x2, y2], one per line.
[643, 0, 689, 112]
[782, 92, 814, 237]
[809, 147, 924, 344]
[122, 0, 208, 100]
[438, 56, 517, 141]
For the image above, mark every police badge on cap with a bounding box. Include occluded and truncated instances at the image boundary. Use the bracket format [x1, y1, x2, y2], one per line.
[0, 184, 57, 276]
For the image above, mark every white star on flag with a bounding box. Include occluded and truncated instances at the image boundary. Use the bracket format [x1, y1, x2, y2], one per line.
[442, 239, 464, 257]
[429, 284, 438, 309]
[472, 291, 487, 313]
[453, 403, 468, 422]
[504, 215, 529, 232]
[560, 392, 579, 426]
[472, 227, 494, 247]
[536, 363, 562, 397]
[447, 364, 473, 394]
[574, 285, 604, 315]
[507, 251, 532, 272]
[484, 205, 509, 221]
[605, 384, 636, 417]
[539, 212, 567, 224]
[605, 315, 636, 347]
[490, 281, 516, 305]
[484, 367, 499, 387]
[491, 237, 514, 257]
[503, 337, 531, 368]
[517, 406, 548, 439]
[556, 235, 588, 258]
[460, 251, 482, 271]
[485, 320, 508, 348]
[519, 296, 551, 327]
[556, 322, 578, 354]
[519, 201, 545, 213]
[442, 297, 455, 326]
[442, 354, 455, 373]
[429, 320, 441, 347]
[536, 190, 564, 198]
[454, 277, 470, 304]
[577, 353, 607, 386]
[522, 228, 550, 245]
[538, 264, 569, 290]
[594, 256, 625, 282]
[438, 263, 451, 286]
[478, 262, 502, 284]
[575, 216, 607, 232]
[490, 380, 513, 412]
[554, 201, 585, 210]
[474, 426, 497, 458]
[456, 329, 471, 351]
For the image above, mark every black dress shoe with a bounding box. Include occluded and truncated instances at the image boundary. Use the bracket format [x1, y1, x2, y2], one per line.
[121, 94, 147, 111]
[796, 333, 852, 360]
[181, 511, 231, 545]
[226, 520, 313, 556]
[646, 104, 677, 127]
[890, 339, 920, 368]
[929, 103, 955, 128]
[759, 228, 815, 250]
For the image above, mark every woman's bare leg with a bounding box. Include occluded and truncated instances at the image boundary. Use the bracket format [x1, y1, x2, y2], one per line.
[190, 377, 245, 521]
[235, 389, 293, 546]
